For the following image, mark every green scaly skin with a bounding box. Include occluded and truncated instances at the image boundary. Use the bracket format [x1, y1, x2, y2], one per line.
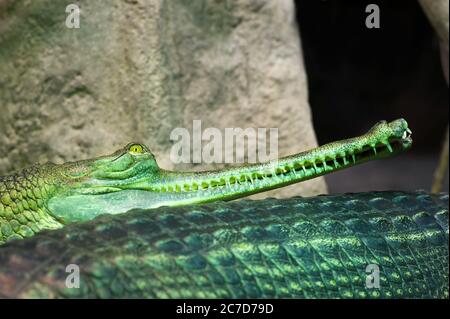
[0, 191, 447, 298]
[0, 119, 412, 245]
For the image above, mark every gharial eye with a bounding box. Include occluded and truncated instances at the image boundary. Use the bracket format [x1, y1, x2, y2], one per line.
[129, 144, 144, 154]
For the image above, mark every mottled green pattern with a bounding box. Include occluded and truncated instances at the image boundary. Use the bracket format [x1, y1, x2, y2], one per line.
[0, 164, 62, 245]
[0, 191, 447, 298]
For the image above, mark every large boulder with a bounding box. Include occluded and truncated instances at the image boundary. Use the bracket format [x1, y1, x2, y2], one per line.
[0, 0, 327, 197]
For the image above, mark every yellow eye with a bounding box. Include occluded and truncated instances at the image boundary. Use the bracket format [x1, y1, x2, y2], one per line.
[129, 144, 144, 154]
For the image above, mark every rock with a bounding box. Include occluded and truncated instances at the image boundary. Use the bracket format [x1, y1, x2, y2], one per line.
[0, 0, 327, 198]
[419, 0, 449, 50]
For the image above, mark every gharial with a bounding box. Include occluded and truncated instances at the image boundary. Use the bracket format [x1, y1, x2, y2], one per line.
[0, 119, 413, 245]
[0, 190, 447, 298]
[0, 118, 448, 299]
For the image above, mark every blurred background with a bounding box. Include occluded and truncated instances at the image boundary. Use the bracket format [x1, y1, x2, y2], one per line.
[296, 0, 449, 192]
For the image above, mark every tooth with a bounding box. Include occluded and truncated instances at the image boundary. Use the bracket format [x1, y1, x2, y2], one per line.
[386, 142, 393, 153]
[407, 128, 412, 134]
[322, 160, 328, 170]
[402, 131, 407, 139]
[302, 165, 307, 173]
[333, 159, 340, 168]
[343, 155, 348, 165]
[372, 146, 377, 155]
[351, 154, 356, 163]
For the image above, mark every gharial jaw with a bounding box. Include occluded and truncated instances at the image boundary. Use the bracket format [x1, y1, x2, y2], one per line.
[133, 118, 413, 201]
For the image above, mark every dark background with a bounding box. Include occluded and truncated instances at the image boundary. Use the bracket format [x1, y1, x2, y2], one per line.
[295, 0, 449, 193]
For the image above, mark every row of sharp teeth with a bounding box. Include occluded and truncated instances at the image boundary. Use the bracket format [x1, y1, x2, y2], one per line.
[150, 141, 396, 193]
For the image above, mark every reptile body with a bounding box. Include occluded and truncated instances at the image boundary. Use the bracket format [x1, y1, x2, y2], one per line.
[0, 191, 447, 298]
[0, 119, 412, 244]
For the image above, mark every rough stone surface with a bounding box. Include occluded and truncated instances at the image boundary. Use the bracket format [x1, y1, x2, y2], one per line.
[0, 0, 327, 198]
[419, 0, 449, 82]
[419, 0, 449, 49]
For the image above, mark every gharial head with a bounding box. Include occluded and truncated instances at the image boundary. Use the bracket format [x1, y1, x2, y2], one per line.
[61, 142, 161, 194]
[46, 118, 413, 224]
[48, 142, 166, 223]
